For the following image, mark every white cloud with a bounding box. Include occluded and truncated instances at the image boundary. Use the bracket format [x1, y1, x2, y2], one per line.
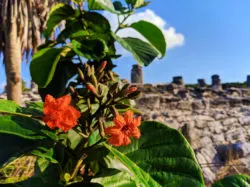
[103, 9, 185, 54]
[0, 81, 6, 92]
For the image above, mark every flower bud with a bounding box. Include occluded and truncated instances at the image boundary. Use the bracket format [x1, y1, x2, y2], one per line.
[127, 86, 137, 95]
[87, 83, 97, 95]
[98, 60, 107, 73]
[109, 82, 119, 94]
[98, 118, 106, 138]
[77, 67, 85, 81]
[91, 65, 95, 75]
[69, 86, 75, 94]
[86, 65, 91, 77]
[108, 71, 114, 81]
[90, 74, 98, 87]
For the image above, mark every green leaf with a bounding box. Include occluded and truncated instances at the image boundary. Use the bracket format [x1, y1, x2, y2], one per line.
[88, 0, 117, 13]
[0, 100, 19, 113]
[25, 102, 44, 116]
[31, 147, 58, 164]
[38, 60, 77, 100]
[67, 130, 83, 150]
[130, 20, 166, 57]
[212, 174, 250, 187]
[112, 34, 159, 66]
[88, 130, 101, 146]
[30, 47, 71, 88]
[0, 116, 57, 141]
[0, 100, 43, 118]
[104, 143, 160, 186]
[72, 39, 107, 60]
[113, 1, 124, 11]
[92, 169, 136, 186]
[43, 3, 75, 38]
[96, 121, 204, 187]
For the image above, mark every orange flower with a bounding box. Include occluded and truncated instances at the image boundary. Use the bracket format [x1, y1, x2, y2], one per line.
[105, 110, 141, 146]
[42, 94, 81, 132]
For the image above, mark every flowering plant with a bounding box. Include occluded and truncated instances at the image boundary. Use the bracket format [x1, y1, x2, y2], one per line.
[0, 0, 247, 186]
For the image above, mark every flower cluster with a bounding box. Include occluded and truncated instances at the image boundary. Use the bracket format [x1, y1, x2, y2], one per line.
[42, 94, 81, 132]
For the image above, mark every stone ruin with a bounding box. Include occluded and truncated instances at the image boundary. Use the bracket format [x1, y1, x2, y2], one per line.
[129, 66, 250, 184]
[131, 64, 143, 84]
[132, 77, 250, 185]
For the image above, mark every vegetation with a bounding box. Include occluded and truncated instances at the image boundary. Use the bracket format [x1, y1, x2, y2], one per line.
[0, 0, 249, 186]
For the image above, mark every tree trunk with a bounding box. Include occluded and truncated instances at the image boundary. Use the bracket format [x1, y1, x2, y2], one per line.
[4, 22, 23, 106]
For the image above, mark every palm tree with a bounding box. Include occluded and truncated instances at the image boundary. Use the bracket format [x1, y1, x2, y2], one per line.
[0, 0, 72, 105]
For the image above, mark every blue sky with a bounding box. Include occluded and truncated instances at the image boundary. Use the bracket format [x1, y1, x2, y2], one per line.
[1, 0, 250, 91]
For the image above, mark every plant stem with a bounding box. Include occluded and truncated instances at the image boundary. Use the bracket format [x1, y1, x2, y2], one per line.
[70, 153, 87, 180]
[114, 14, 132, 34]
[0, 110, 32, 118]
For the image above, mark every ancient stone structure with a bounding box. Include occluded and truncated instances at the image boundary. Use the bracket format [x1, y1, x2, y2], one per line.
[198, 79, 206, 88]
[211, 74, 222, 90]
[131, 64, 143, 83]
[136, 84, 250, 184]
[172, 76, 184, 87]
[247, 75, 250, 88]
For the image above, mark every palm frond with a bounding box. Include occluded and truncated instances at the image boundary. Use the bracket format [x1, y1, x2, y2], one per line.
[0, 0, 73, 60]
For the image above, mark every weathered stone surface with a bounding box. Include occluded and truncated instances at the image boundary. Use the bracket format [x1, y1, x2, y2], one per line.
[222, 118, 238, 126]
[131, 64, 143, 83]
[200, 137, 213, 147]
[192, 100, 205, 110]
[239, 116, 250, 126]
[225, 128, 245, 142]
[212, 134, 225, 144]
[177, 100, 192, 110]
[207, 121, 223, 134]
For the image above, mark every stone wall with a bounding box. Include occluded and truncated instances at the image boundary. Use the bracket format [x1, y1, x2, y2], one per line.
[135, 83, 250, 184]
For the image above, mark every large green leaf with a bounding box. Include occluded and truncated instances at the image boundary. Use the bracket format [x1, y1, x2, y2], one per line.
[212, 174, 250, 187]
[30, 47, 71, 88]
[72, 39, 107, 60]
[92, 169, 136, 186]
[113, 34, 159, 66]
[0, 100, 44, 118]
[0, 116, 57, 141]
[43, 3, 75, 38]
[130, 20, 166, 57]
[38, 60, 77, 100]
[94, 121, 204, 187]
[0, 100, 20, 113]
[104, 143, 160, 187]
[88, 0, 117, 13]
